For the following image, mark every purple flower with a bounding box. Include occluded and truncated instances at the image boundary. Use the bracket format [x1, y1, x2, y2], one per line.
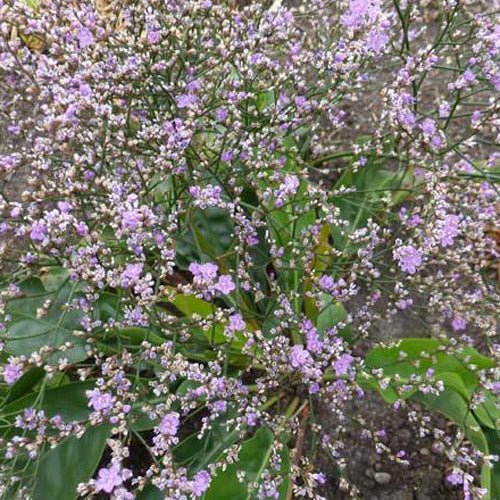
[121, 210, 141, 231]
[177, 94, 198, 108]
[334, 354, 354, 376]
[447, 472, 463, 485]
[189, 262, 218, 281]
[216, 108, 228, 121]
[192, 470, 211, 496]
[95, 464, 126, 494]
[88, 389, 114, 412]
[420, 118, 436, 135]
[148, 31, 160, 44]
[4, 359, 23, 384]
[121, 263, 143, 287]
[213, 400, 227, 413]
[30, 222, 47, 241]
[452, 316, 467, 331]
[438, 215, 459, 247]
[79, 83, 92, 98]
[367, 30, 389, 53]
[290, 345, 312, 368]
[215, 275, 236, 294]
[393, 245, 422, 274]
[228, 313, 245, 332]
[77, 27, 94, 48]
[319, 274, 335, 291]
[158, 412, 179, 436]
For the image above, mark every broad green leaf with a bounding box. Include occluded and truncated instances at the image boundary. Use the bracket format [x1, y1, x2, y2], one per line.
[5, 278, 87, 363]
[33, 424, 111, 500]
[413, 388, 489, 453]
[365, 338, 442, 369]
[136, 485, 164, 500]
[316, 295, 347, 333]
[117, 327, 164, 345]
[204, 427, 285, 500]
[4, 381, 94, 421]
[4, 367, 45, 405]
[175, 425, 241, 474]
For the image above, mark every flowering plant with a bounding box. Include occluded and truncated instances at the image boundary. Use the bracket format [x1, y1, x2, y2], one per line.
[0, 0, 499, 499]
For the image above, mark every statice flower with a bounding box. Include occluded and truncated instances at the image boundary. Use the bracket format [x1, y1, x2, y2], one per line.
[3, 358, 23, 384]
[289, 345, 313, 369]
[191, 470, 211, 497]
[158, 412, 180, 436]
[87, 389, 114, 413]
[95, 463, 132, 494]
[393, 245, 423, 275]
[214, 275, 236, 295]
[438, 214, 460, 247]
[334, 354, 354, 376]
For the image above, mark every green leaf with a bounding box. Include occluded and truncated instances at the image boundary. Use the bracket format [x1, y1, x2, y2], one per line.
[412, 388, 489, 453]
[136, 485, 164, 500]
[174, 424, 241, 474]
[5, 278, 87, 363]
[4, 367, 45, 405]
[316, 295, 347, 333]
[33, 424, 111, 500]
[166, 290, 214, 318]
[204, 427, 279, 500]
[365, 338, 442, 369]
[4, 381, 94, 421]
[117, 327, 164, 345]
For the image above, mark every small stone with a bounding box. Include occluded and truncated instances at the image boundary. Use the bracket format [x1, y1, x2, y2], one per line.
[419, 447, 430, 456]
[374, 472, 392, 485]
[365, 468, 374, 478]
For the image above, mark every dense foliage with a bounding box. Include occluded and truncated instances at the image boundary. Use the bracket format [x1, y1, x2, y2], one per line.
[0, 0, 499, 498]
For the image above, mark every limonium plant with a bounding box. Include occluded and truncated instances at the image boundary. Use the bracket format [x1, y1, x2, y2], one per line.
[0, 0, 499, 499]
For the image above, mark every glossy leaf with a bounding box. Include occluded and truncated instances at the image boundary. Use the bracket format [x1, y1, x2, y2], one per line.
[204, 427, 287, 500]
[33, 424, 111, 500]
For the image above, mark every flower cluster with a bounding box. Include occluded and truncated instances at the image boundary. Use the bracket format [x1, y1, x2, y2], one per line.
[0, 0, 498, 499]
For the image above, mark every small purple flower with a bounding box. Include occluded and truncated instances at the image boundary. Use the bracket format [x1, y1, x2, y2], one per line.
[215, 275, 236, 294]
[319, 274, 335, 291]
[393, 245, 422, 274]
[334, 354, 354, 376]
[367, 30, 389, 53]
[148, 31, 160, 44]
[213, 400, 227, 413]
[447, 472, 463, 486]
[290, 345, 312, 368]
[121, 263, 143, 287]
[216, 108, 228, 121]
[121, 210, 141, 231]
[4, 359, 23, 385]
[438, 214, 459, 247]
[451, 316, 467, 331]
[95, 464, 126, 494]
[192, 470, 211, 496]
[158, 412, 179, 436]
[88, 389, 114, 412]
[420, 118, 436, 135]
[189, 262, 218, 281]
[228, 313, 245, 332]
[77, 27, 94, 48]
[177, 94, 198, 108]
[30, 222, 47, 242]
[79, 83, 92, 99]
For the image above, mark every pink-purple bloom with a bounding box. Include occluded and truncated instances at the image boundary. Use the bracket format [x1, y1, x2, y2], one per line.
[393, 245, 423, 275]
